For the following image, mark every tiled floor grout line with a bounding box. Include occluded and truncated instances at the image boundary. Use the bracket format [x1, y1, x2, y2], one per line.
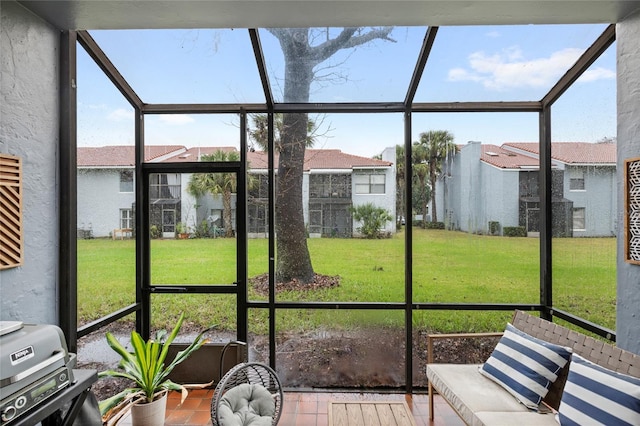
[117, 390, 464, 425]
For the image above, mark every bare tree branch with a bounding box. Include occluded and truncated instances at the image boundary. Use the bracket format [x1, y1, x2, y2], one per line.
[310, 27, 396, 64]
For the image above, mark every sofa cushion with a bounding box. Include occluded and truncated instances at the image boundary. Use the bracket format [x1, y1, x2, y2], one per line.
[479, 323, 572, 409]
[427, 363, 530, 425]
[474, 411, 559, 426]
[557, 354, 640, 425]
[218, 383, 275, 426]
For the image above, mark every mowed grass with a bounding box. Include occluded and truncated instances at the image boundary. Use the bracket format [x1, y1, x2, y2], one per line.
[78, 229, 616, 334]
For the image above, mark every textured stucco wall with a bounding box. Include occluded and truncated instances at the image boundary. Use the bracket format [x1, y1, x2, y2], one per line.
[77, 168, 136, 237]
[564, 165, 616, 237]
[449, 141, 483, 233]
[617, 11, 640, 354]
[352, 167, 396, 234]
[0, 2, 59, 324]
[482, 165, 520, 232]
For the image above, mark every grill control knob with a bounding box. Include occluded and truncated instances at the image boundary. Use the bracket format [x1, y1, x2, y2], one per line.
[2, 406, 17, 422]
[15, 396, 27, 409]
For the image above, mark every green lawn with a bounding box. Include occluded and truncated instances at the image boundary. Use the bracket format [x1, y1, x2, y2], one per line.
[78, 229, 616, 334]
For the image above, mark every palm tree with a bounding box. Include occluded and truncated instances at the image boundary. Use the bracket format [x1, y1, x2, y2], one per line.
[415, 130, 456, 223]
[249, 113, 317, 152]
[411, 143, 430, 226]
[187, 150, 239, 237]
[394, 144, 406, 226]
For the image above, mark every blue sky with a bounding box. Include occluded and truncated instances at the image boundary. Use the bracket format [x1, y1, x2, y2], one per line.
[77, 24, 616, 157]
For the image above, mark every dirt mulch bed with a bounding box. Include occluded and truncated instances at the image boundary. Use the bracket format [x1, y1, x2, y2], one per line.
[250, 273, 341, 295]
[81, 274, 500, 400]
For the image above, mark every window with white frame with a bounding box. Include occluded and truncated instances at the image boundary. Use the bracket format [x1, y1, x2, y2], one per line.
[569, 170, 585, 191]
[354, 170, 385, 194]
[573, 207, 585, 231]
[120, 208, 133, 229]
[119, 170, 134, 192]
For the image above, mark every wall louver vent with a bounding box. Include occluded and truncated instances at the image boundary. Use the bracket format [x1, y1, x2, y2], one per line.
[0, 154, 23, 269]
[625, 157, 640, 265]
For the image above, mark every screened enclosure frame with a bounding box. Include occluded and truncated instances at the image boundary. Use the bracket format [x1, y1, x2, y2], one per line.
[59, 24, 617, 392]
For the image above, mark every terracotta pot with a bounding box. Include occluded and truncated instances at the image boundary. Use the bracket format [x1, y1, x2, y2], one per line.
[131, 392, 167, 426]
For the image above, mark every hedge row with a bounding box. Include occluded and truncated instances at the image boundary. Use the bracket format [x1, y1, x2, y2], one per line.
[503, 226, 526, 237]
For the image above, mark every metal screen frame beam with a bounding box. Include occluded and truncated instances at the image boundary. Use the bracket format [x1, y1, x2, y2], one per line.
[59, 30, 78, 353]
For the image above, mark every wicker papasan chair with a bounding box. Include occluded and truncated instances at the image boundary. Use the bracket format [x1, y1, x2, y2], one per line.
[210, 362, 283, 426]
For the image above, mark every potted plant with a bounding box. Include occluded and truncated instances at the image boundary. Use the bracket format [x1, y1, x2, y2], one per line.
[98, 313, 211, 426]
[175, 222, 190, 239]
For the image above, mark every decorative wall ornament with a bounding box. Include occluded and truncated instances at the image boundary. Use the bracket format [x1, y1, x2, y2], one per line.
[0, 154, 23, 269]
[625, 157, 640, 265]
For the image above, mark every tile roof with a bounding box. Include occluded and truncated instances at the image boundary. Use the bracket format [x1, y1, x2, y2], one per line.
[247, 149, 391, 171]
[503, 142, 616, 164]
[77, 146, 391, 170]
[164, 146, 238, 162]
[77, 145, 185, 166]
[479, 144, 540, 169]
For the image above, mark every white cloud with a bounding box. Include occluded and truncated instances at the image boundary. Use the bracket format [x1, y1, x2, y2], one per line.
[485, 30, 501, 38]
[578, 67, 616, 82]
[107, 108, 133, 121]
[158, 115, 195, 125]
[448, 47, 613, 91]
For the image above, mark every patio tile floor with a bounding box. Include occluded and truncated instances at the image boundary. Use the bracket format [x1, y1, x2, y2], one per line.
[116, 389, 464, 425]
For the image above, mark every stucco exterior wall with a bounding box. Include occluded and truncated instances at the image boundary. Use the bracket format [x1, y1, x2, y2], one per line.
[439, 142, 520, 235]
[445, 141, 484, 233]
[351, 167, 396, 234]
[564, 165, 616, 237]
[0, 1, 59, 324]
[482, 164, 521, 232]
[77, 168, 136, 237]
[617, 11, 640, 354]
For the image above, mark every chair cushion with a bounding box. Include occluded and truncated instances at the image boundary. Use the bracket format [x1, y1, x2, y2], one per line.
[218, 383, 275, 426]
[479, 323, 572, 409]
[557, 354, 640, 425]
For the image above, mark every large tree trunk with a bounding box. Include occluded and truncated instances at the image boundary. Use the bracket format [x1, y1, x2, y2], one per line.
[275, 29, 315, 283]
[430, 173, 438, 223]
[223, 190, 234, 237]
[269, 27, 394, 283]
[276, 112, 314, 282]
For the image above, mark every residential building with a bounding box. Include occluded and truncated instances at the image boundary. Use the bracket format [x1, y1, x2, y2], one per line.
[76, 145, 187, 238]
[435, 141, 616, 237]
[76, 146, 396, 238]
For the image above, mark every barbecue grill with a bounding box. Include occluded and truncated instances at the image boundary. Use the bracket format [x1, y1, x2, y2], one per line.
[0, 321, 76, 425]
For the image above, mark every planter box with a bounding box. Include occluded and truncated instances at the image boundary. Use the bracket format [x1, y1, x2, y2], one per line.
[166, 341, 247, 385]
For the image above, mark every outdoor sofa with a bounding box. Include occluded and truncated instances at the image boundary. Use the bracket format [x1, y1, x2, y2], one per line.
[426, 310, 640, 425]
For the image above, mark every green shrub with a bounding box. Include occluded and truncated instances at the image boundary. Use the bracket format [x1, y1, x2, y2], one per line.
[424, 221, 445, 229]
[488, 221, 500, 235]
[503, 226, 526, 237]
[150, 225, 161, 239]
[192, 220, 214, 238]
[350, 203, 392, 239]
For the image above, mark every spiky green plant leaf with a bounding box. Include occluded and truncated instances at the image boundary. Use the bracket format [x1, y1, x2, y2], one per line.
[97, 312, 212, 418]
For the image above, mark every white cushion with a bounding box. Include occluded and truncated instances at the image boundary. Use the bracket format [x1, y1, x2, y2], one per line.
[479, 323, 572, 409]
[218, 383, 275, 426]
[474, 411, 558, 426]
[427, 363, 530, 425]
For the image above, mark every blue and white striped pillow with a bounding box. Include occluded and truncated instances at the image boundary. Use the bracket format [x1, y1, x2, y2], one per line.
[479, 323, 572, 409]
[558, 354, 640, 426]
